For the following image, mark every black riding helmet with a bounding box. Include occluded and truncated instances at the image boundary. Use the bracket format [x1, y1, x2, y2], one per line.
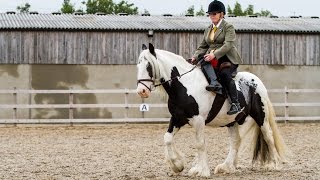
[207, 0, 226, 14]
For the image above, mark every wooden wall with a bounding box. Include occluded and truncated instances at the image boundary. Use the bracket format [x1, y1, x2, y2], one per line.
[0, 30, 319, 65]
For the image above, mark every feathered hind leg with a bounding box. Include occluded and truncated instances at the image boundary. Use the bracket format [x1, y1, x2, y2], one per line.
[252, 98, 287, 170]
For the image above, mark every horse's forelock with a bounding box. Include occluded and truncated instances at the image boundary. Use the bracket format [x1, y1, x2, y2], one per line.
[138, 49, 160, 80]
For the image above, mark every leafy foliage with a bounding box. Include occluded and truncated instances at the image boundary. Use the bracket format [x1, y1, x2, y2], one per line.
[86, 0, 138, 14]
[61, 0, 75, 13]
[196, 6, 205, 16]
[186, 5, 206, 16]
[59, 0, 138, 14]
[17, 3, 31, 13]
[186, 5, 195, 15]
[227, 1, 272, 17]
[86, 0, 114, 14]
[114, 0, 138, 14]
[232, 2, 244, 16]
[256, 10, 272, 17]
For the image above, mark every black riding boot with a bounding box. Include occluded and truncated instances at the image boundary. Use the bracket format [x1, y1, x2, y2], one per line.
[201, 62, 222, 94]
[227, 80, 241, 115]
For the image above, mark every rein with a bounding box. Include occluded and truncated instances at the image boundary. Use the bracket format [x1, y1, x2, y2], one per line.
[154, 63, 199, 87]
[137, 59, 202, 91]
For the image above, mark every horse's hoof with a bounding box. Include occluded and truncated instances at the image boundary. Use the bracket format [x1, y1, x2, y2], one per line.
[167, 159, 184, 173]
[262, 162, 279, 171]
[188, 167, 210, 177]
[172, 165, 184, 173]
[166, 171, 180, 177]
[214, 163, 235, 174]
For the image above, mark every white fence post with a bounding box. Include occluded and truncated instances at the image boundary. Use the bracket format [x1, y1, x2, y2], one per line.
[69, 88, 74, 126]
[13, 87, 17, 125]
[124, 89, 129, 120]
[284, 86, 289, 123]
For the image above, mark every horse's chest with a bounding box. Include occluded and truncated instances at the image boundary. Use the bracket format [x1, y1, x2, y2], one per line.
[168, 96, 199, 118]
[165, 73, 201, 118]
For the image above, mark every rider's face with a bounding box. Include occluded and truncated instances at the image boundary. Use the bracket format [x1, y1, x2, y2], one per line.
[208, 12, 222, 25]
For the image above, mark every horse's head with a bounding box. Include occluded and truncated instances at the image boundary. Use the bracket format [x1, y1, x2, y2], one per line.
[136, 43, 159, 98]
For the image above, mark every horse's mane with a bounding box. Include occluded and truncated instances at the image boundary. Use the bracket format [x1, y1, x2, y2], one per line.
[152, 49, 198, 101]
[156, 49, 193, 70]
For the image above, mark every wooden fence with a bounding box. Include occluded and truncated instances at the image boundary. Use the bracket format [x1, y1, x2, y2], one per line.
[0, 88, 319, 124]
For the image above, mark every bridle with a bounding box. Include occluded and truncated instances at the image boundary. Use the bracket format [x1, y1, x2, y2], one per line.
[137, 57, 201, 92]
[136, 79, 156, 92]
[137, 55, 161, 92]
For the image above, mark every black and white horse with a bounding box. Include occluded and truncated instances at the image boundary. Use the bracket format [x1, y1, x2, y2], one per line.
[136, 43, 286, 177]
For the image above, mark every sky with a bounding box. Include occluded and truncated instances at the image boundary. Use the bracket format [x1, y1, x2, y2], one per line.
[0, 0, 319, 17]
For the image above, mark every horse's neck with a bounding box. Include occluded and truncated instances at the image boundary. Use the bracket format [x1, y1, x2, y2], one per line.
[155, 50, 209, 99]
[156, 50, 194, 80]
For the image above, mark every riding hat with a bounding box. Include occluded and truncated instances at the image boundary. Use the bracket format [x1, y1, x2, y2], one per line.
[207, 0, 226, 14]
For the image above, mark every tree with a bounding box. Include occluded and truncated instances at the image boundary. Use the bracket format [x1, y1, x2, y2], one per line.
[196, 6, 205, 16]
[17, 3, 31, 13]
[185, 5, 205, 16]
[228, 1, 273, 16]
[114, 0, 138, 14]
[86, 0, 114, 14]
[61, 0, 75, 13]
[244, 5, 254, 15]
[86, 0, 138, 14]
[227, 5, 233, 14]
[186, 5, 195, 15]
[233, 2, 244, 16]
[256, 9, 272, 17]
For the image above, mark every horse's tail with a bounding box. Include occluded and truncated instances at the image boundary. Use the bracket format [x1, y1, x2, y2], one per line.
[266, 98, 287, 162]
[252, 97, 287, 165]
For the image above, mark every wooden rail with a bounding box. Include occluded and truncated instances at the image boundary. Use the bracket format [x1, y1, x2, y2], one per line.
[0, 87, 319, 124]
[269, 87, 320, 121]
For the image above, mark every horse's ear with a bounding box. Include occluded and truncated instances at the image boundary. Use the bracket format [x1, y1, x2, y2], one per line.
[142, 44, 147, 50]
[148, 43, 156, 58]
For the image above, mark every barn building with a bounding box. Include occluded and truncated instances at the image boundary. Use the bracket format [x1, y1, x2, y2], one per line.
[0, 12, 319, 120]
[0, 13, 319, 65]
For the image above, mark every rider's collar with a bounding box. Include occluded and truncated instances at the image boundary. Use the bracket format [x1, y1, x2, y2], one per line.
[212, 19, 223, 29]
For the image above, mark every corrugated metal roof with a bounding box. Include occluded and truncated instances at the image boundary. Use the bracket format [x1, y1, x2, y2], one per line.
[0, 13, 319, 33]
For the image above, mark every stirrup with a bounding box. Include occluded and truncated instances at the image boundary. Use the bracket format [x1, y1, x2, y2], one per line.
[227, 103, 240, 115]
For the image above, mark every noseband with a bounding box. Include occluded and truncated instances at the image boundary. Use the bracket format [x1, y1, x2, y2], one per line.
[137, 79, 156, 92]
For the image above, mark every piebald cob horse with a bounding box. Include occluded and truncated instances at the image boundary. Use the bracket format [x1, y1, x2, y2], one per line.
[136, 43, 286, 177]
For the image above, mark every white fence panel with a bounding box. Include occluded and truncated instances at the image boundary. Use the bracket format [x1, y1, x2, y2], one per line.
[0, 87, 319, 124]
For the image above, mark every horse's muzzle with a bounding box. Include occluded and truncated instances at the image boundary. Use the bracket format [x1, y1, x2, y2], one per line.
[137, 87, 150, 98]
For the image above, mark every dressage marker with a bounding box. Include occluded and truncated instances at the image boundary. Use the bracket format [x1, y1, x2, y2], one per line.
[136, 43, 287, 177]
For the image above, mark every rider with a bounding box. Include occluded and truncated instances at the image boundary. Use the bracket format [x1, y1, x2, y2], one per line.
[191, 0, 242, 115]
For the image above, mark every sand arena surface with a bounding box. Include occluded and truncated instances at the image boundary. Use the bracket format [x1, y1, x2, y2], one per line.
[0, 123, 319, 179]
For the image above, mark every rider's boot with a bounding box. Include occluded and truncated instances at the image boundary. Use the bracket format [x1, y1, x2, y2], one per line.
[201, 62, 223, 94]
[227, 80, 241, 115]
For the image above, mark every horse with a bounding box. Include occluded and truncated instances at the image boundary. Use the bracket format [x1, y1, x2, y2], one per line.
[136, 43, 287, 177]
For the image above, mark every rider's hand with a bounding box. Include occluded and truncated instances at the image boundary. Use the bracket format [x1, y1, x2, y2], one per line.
[191, 57, 197, 64]
[204, 53, 215, 62]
